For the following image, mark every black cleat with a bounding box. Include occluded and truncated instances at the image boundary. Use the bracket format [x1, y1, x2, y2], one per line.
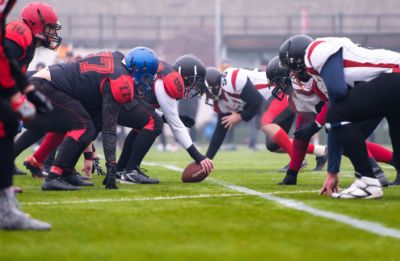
[312, 152, 328, 172]
[62, 172, 94, 186]
[120, 169, 159, 184]
[24, 157, 44, 178]
[42, 177, 80, 191]
[278, 170, 298, 185]
[14, 166, 27, 176]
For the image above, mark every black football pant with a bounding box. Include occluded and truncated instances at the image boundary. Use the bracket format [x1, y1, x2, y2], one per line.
[0, 99, 19, 189]
[327, 73, 400, 178]
[117, 100, 163, 171]
[24, 81, 96, 173]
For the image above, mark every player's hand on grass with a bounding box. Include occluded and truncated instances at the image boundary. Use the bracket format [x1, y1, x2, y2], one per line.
[93, 157, 106, 175]
[222, 112, 241, 129]
[200, 158, 213, 174]
[82, 159, 93, 179]
[103, 163, 118, 189]
[319, 172, 339, 196]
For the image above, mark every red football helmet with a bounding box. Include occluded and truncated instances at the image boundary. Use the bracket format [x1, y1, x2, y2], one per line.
[19, 2, 62, 50]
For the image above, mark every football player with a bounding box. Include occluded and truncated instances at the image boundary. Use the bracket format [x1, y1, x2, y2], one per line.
[204, 66, 271, 159]
[118, 54, 213, 176]
[20, 50, 134, 191]
[262, 56, 327, 172]
[0, 0, 52, 230]
[279, 34, 400, 198]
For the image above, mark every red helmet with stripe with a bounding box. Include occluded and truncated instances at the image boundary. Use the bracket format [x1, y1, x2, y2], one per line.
[19, 2, 62, 50]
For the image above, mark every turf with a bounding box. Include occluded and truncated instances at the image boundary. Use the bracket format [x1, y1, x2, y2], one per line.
[1, 147, 400, 261]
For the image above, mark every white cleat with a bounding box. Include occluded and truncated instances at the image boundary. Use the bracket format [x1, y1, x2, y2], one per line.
[332, 176, 383, 199]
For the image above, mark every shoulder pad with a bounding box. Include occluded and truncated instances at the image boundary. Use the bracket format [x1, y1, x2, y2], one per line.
[108, 75, 134, 104]
[5, 20, 32, 55]
[305, 39, 342, 74]
[161, 70, 184, 99]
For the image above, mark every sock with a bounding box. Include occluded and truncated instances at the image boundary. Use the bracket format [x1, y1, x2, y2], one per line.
[33, 133, 64, 163]
[307, 143, 314, 154]
[366, 142, 393, 164]
[126, 130, 160, 171]
[289, 139, 308, 171]
[272, 128, 293, 156]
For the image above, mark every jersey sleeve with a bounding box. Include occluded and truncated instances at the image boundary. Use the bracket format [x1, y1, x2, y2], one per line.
[155, 79, 193, 149]
[305, 40, 342, 74]
[5, 21, 32, 61]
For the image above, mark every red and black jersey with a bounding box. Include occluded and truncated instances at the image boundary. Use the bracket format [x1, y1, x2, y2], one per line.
[4, 20, 36, 73]
[139, 61, 184, 108]
[48, 51, 133, 115]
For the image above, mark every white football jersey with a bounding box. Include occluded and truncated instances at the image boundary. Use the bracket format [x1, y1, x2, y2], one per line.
[290, 77, 326, 113]
[216, 68, 272, 114]
[305, 37, 400, 88]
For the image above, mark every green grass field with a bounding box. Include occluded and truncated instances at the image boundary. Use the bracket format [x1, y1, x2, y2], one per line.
[1, 147, 400, 261]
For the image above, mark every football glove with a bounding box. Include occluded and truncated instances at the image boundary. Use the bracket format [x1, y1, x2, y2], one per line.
[103, 163, 118, 189]
[92, 157, 106, 176]
[294, 121, 321, 141]
[11, 94, 36, 122]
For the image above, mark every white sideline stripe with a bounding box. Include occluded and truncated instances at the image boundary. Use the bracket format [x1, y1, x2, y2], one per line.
[144, 161, 400, 239]
[22, 193, 244, 206]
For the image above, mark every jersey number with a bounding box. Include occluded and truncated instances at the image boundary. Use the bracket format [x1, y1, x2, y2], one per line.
[80, 52, 114, 74]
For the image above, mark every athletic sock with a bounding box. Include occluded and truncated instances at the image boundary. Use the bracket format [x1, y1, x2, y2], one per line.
[366, 142, 393, 164]
[126, 130, 159, 171]
[33, 133, 64, 163]
[272, 128, 293, 156]
[289, 139, 308, 171]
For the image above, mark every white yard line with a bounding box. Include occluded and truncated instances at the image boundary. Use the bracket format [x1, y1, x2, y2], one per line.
[144, 161, 400, 239]
[22, 193, 244, 206]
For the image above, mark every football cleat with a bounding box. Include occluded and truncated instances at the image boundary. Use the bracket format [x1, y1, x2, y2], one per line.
[23, 156, 44, 178]
[120, 169, 159, 184]
[278, 170, 298, 185]
[14, 166, 27, 175]
[277, 159, 307, 173]
[0, 189, 51, 230]
[332, 176, 383, 199]
[312, 151, 328, 171]
[61, 172, 93, 186]
[42, 177, 81, 191]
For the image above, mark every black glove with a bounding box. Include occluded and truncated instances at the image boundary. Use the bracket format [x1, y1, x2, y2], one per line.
[179, 115, 195, 128]
[294, 121, 321, 141]
[92, 157, 106, 176]
[103, 163, 118, 189]
[26, 89, 53, 114]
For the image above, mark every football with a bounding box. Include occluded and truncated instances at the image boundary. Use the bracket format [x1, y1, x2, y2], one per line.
[181, 162, 209, 183]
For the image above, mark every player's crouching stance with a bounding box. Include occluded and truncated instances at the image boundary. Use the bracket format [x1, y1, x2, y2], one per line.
[118, 54, 213, 179]
[279, 34, 400, 199]
[26, 51, 134, 191]
[203, 66, 271, 159]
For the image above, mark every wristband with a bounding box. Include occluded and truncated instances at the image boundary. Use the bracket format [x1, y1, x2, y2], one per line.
[84, 152, 94, 160]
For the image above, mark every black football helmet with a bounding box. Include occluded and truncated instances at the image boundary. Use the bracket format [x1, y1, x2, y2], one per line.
[266, 56, 292, 101]
[204, 67, 223, 105]
[279, 34, 313, 82]
[173, 54, 207, 99]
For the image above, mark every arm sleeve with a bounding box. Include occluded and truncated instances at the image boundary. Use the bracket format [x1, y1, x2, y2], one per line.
[315, 102, 328, 126]
[155, 80, 193, 149]
[239, 79, 263, 122]
[3, 39, 29, 92]
[327, 128, 343, 174]
[101, 81, 122, 164]
[205, 113, 229, 159]
[320, 49, 348, 103]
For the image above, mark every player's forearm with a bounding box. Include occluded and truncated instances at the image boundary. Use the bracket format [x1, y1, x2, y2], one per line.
[327, 129, 342, 174]
[205, 115, 228, 159]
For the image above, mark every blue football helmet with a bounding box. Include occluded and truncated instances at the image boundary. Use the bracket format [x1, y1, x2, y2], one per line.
[125, 47, 159, 94]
